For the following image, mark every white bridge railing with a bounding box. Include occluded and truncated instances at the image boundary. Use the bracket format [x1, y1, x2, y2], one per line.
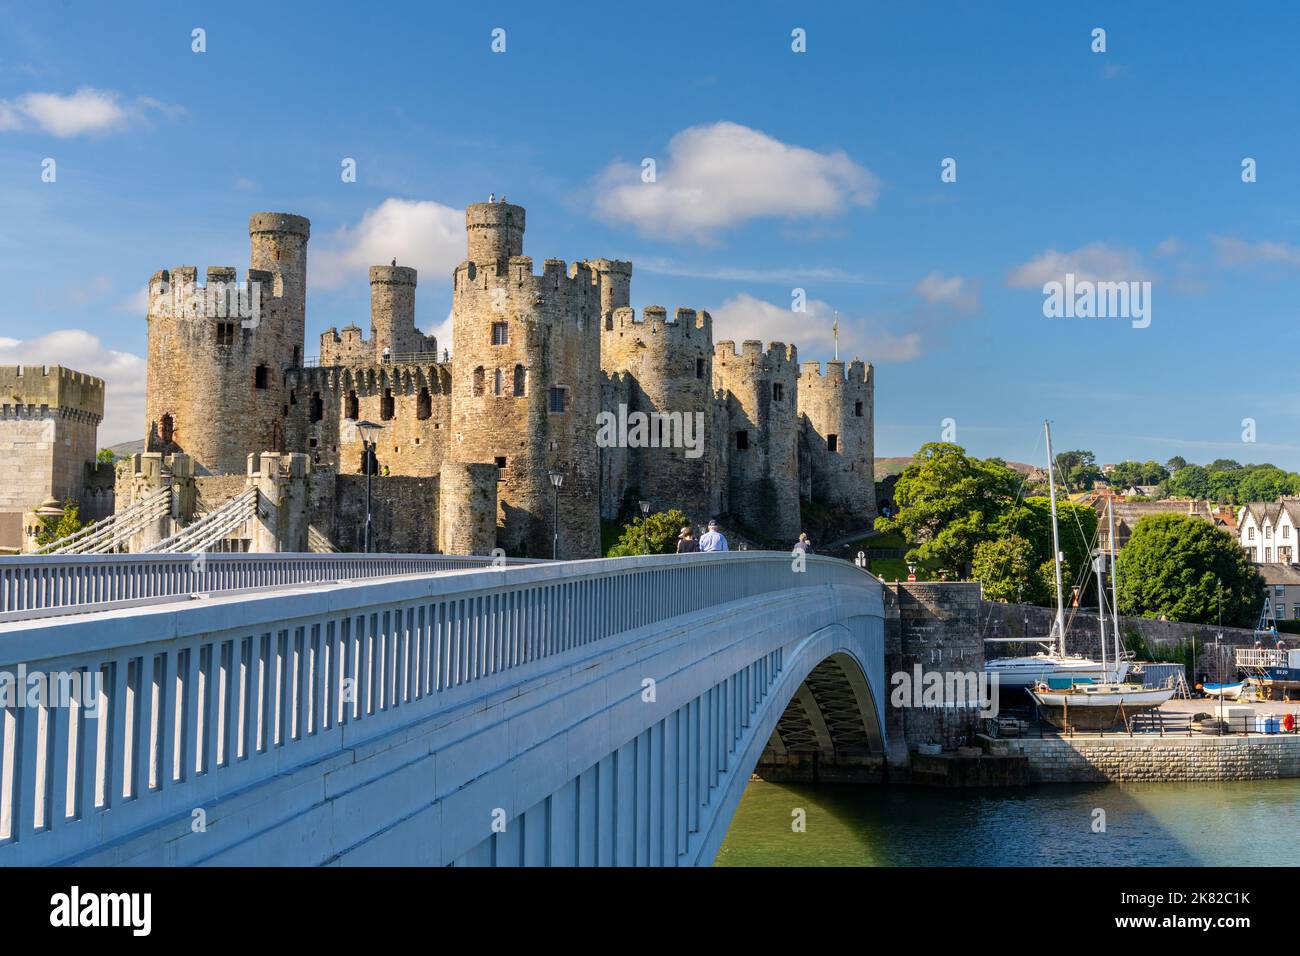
[0, 552, 875, 865]
[0, 552, 542, 622]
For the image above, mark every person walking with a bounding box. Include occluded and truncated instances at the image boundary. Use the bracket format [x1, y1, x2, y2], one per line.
[676, 526, 699, 554]
[698, 519, 728, 553]
[793, 532, 811, 554]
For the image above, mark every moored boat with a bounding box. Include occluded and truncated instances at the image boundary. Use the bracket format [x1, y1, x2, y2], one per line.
[1028, 679, 1177, 730]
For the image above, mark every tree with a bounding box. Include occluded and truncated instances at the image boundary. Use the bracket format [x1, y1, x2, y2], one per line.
[1206, 458, 1242, 474]
[35, 499, 83, 547]
[1166, 464, 1210, 499]
[1237, 465, 1298, 503]
[1166, 455, 1187, 472]
[972, 534, 1047, 604]
[1054, 450, 1096, 489]
[97, 448, 116, 465]
[1117, 513, 1263, 627]
[874, 443, 1021, 572]
[607, 509, 689, 557]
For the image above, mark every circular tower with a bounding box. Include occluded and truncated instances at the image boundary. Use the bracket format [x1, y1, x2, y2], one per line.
[799, 359, 876, 522]
[600, 305, 715, 523]
[450, 202, 601, 558]
[145, 212, 310, 475]
[368, 265, 420, 355]
[712, 340, 801, 542]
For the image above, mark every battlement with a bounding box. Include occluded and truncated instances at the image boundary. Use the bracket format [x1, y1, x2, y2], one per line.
[607, 305, 712, 338]
[714, 339, 798, 368]
[454, 257, 600, 299]
[585, 258, 633, 279]
[800, 358, 869, 385]
[147, 266, 276, 320]
[0, 365, 105, 417]
[249, 212, 311, 239]
[370, 265, 417, 287]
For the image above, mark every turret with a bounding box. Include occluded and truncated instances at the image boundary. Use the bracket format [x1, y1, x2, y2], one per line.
[465, 202, 525, 263]
[585, 258, 633, 326]
[369, 265, 420, 355]
[799, 358, 874, 521]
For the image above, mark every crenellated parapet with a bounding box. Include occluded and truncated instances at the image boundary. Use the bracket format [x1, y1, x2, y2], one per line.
[798, 356, 874, 521]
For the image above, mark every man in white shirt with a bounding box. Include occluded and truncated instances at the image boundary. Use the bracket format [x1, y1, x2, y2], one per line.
[698, 519, 728, 552]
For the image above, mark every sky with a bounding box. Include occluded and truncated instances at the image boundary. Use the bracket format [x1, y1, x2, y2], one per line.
[2, 0, 1299, 469]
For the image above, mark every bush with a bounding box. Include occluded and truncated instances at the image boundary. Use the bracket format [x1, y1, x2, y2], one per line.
[606, 509, 690, 557]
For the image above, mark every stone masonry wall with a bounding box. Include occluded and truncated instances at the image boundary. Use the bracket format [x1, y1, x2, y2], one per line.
[999, 734, 1300, 782]
[0, 365, 104, 513]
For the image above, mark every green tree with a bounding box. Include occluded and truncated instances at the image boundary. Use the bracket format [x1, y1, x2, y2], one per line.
[607, 509, 689, 557]
[1206, 458, 1242, 474]
[96, 448, 116, 465]
[971, 534, 1047, 604]
[1166, 463, 1211, 499]
[1116, 513, 1263, 627]
[1166, 455, 1187, 472]
[35, 499, 83, 547]
[874, 443, 1021, 572]
[1237, 465, 1297, 503]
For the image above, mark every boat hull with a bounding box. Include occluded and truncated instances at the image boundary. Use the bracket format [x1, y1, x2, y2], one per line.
[1028, 686, 1176, 730]
[985, 655, 1128, 690]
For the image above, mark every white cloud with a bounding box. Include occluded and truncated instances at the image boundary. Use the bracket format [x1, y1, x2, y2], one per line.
[0, 330, 146, 446]
[1154, 236, 1183, 257]
[1212, 236, 1300, 269]
[593, 121, 879, 241]
[313, 198, 465, 290]
[911, 272, 979, 312]
[711, 292, 921, 364]
[0, 87, 178, 138]
[1005, 242, 1145, 287]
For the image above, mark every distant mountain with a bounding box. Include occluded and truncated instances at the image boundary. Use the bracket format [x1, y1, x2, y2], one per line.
[107, 438, 146, 459]
[874, 455, 1036, 480]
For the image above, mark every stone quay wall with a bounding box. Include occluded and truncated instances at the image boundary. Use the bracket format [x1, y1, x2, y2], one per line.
[994, 734, 1300, 783]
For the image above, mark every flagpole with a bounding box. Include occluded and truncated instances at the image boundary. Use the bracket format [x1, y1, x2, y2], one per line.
[833, 310, 839, 361]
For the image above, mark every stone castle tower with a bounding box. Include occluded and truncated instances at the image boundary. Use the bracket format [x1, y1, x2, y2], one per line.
[450, 202, 602, 558]
[145, 213, 309, 475]
[140, 200, 876, 556]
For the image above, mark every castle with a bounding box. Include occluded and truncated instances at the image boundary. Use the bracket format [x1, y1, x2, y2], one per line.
[142, 201, 875, 558]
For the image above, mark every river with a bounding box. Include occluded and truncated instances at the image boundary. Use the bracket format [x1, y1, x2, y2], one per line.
[716, 779, 1300, 866]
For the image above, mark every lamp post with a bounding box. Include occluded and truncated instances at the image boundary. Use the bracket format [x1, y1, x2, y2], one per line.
[639, 500, 650, 555]
[548, 470, 564, 560]
[356, 420, 384, 553]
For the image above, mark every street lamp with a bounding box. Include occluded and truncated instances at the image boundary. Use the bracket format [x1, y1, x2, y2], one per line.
[548, 470, 564, 560]
[639, 500, 650, 555]
[356, 419, 384, 553]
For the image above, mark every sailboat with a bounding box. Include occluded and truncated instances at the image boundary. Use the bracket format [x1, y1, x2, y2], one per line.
[984, 421, 1128, 690]
[1027, 494, 1176, 730]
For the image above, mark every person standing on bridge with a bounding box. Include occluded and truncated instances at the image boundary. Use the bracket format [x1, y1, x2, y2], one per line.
[698, 519, 728, 552]
[793, 532, 811, 554]
[676, 525, 699, 554]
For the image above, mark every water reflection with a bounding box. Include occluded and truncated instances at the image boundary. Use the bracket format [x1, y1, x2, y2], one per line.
[715, 779, 1300, 867]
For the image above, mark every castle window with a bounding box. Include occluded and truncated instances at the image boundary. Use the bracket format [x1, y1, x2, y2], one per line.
[289, 389, 297, 405]
[828, 434, 839, 453]
[773, 383, 784, 402]
[310, 392, 323, 422]
[495, 456, 507, 480]
[491, 322, 509, 345]
[473, 367, 485, 397]
[381, 388, 394, 421]
[294, 345, 302, 367]
[160, 414, 174, 446]
[696, 358, 705, 380]
[736, 430, 749, 450]
[855, 401, 864, 418]
[548, 386, 569, 414]
[605, 315, 613, 332]
[216, 322, 236, 347]
[345, 390, 359, 420]
[494, 368, 504, 396]
[513, 364, 526, 396]
[417, 387, 431, 420]
[254, 364, 269, 389]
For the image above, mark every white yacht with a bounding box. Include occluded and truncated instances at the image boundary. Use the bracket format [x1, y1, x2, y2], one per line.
[984, 422, 1128, 692]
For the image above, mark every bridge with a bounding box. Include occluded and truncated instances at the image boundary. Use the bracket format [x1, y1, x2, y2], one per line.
[0, 551, 885, 866]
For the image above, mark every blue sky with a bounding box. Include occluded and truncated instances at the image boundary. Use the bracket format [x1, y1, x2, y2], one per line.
[2, 0, 1299, 469]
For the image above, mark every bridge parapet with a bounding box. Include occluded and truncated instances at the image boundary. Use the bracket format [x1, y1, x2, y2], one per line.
[0, 552, 883, 866]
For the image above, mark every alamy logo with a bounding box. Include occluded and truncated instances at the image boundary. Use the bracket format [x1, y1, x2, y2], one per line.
[0, 666, 102, 713]
[150, 278, 263, 328]
[49, 886, 151, 936]
[595, 403, 705, 459]
[889, 665, 999, 717]
[1042, 273, 1151, 329]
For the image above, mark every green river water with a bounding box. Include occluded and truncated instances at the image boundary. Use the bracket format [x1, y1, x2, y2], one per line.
[715, 779, 1300, 866]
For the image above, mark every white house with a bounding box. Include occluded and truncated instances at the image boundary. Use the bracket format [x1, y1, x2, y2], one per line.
[1238, 500, 1300, 564]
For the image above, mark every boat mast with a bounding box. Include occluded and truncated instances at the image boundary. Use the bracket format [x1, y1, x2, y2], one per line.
[1108, 495, 1121, 667]
[1095, 532, 1107, 674]
[1044, 420, 1067, 656]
